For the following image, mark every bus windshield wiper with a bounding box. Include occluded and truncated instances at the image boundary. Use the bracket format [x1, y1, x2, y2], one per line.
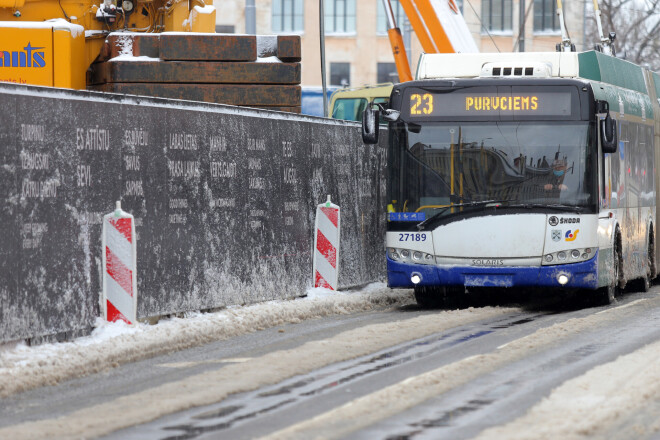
[417, 201, 584, 230]
[417, 200, 506, 231]
[504, 203, 583, 213]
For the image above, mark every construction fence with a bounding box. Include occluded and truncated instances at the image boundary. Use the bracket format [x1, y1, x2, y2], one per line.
[0, 83, 388, 344]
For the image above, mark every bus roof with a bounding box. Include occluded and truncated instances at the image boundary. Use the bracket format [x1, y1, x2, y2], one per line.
[417, 50, 651, 96]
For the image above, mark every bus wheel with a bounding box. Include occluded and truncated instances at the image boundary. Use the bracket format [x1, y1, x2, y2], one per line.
[413, 286, 446, 308]
[637, 239, 652, 292]
[595, 244, 620, 305]
[414, 285, 465, 309]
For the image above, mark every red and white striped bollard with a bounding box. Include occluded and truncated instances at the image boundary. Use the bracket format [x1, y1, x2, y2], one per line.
[101, 201, 137, 324]
[313, 195, 340, 290]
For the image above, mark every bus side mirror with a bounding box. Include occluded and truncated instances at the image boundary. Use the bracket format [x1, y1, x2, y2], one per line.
[601, 112, 617, 153]
[362, 106, 379, 144]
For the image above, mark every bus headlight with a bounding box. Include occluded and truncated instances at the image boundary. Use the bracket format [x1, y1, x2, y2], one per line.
[543, 247, 597, 266]
[388, 248, 436, 265]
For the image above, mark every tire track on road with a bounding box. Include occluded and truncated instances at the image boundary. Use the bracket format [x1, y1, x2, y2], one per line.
[0, 307, 513, 440]
[261, 296, 660, 440]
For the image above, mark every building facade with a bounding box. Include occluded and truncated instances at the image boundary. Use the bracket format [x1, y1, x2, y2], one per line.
[214, 0, 587, 88]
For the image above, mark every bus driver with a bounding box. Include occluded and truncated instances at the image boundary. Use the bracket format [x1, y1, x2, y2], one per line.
[544, 158, 569, 191]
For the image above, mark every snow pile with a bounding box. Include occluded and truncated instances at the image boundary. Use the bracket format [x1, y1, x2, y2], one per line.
[0, 284, 413, 397]
[0, 20, 84, 39]
[474, 338, 660, 439]
[109, 55, 160, 62]
[193, 4, 215, 14]
[256, 56, 283, 63]
[257, 35, 278, 58]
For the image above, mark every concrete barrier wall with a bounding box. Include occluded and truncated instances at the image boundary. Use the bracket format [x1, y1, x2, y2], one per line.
[0, 83, 388, 344]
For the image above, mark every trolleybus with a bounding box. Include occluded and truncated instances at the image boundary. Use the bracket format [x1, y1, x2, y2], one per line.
[362, 51, 659, 307]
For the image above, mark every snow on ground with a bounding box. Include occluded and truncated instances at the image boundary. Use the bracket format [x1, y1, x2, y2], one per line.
[474, 337, 660, 439]
[0, 293, 514, 440]
[0, 283, 415, 397]
[263, 297, 660, 440]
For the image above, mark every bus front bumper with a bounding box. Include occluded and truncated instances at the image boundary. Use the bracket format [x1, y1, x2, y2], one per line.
[387, 252, 599, 289]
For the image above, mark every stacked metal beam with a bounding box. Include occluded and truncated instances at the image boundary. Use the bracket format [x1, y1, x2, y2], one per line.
[88, 33, 301, 112]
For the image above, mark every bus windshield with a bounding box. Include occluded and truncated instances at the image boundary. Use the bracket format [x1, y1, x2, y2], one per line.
[389, 121, 596, 219]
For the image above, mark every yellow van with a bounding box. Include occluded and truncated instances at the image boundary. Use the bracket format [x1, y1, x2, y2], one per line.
[329, 83, 394, 122]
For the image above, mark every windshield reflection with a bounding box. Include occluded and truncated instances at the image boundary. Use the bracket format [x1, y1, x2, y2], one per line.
[389, 122, 595, 217]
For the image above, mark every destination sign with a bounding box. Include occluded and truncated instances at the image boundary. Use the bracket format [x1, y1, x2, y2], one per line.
[405, 89, 574, 119]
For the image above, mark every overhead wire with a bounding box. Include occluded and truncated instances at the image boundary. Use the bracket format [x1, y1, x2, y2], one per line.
[464, 0, 501, 52]
[512, 0, 536, 51]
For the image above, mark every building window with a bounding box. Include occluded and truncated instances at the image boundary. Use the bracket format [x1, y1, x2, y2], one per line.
[325, 0, 356, 34]
[534, 0, 559, 32]
[482, 0, 512, 32]
[377, 0, 406, 34]
[272, 0, 304, 33]
[330, 62, 351, 86]
[377, 63, 398, 83]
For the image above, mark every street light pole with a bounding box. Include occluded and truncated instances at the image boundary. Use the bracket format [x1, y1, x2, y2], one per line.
[246, 0, 256, 34]
[320, 0, 328, 117]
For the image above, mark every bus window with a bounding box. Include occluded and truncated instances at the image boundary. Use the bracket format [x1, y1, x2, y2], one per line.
[331, 98, 368, 121]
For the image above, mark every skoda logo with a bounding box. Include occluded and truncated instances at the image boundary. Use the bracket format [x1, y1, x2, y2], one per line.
[549, 216, 559, 226]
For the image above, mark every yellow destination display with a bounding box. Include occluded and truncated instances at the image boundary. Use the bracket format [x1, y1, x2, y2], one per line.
[465, 95, 538, 111]
[405, 88, 574, 119]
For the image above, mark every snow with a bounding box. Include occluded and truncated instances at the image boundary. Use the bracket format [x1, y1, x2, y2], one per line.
[0, 287, 514, 440]
[109, 55, 160, 62]
[0, 283, 416, 397]
[474, 338, 660, 439]
[113, 33, 133, 56]
[263, 295, 660, 439]
[0, 19, 84, 39]
[193, 4, 215, 14]
[5, 282, 659, 439]
[256, 56, 283, 63]
[257, 35, 278, 57]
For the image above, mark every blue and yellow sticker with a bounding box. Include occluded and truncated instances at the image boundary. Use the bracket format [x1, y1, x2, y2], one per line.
[389, 212, 425, 222]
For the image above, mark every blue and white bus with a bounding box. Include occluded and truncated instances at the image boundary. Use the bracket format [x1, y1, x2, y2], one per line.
[362, 51, 658, 307]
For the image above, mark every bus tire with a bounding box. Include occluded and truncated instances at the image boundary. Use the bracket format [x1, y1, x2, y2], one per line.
[414, 286, 445, 308]
[595, 242, 620, 305]
[414, 285, 465, 309]
[637, 234, 653, 292]
[615, 232, 626, 290]
[596, 283, 616, 305]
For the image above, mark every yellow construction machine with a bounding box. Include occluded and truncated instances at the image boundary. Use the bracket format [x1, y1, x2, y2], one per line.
[0, 0, 215, 89]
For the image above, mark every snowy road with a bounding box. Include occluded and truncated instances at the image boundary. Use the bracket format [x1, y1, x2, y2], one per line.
[2, 284, 660, 439]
